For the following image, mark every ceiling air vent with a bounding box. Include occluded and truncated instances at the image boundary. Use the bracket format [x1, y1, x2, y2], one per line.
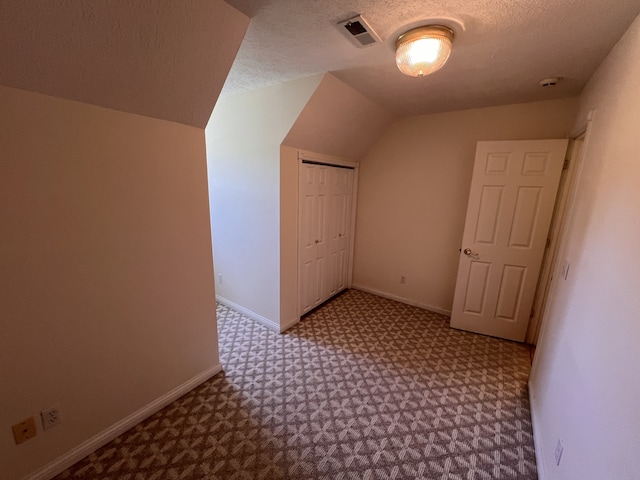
[337, 15, 381, 48]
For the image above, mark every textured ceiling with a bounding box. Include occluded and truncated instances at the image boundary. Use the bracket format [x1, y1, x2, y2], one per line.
[222, 0, 640, 116]
[0, 0, 248, 128]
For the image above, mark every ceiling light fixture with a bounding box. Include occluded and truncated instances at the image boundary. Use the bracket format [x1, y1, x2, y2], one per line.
[395, 25, 454, 77]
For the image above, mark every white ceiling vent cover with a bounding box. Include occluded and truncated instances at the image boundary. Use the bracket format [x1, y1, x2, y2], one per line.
[337, 15, 381, 48]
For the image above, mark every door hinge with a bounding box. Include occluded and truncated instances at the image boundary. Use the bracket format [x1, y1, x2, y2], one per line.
[546, 237, 551, 248]
[530, 308, 535, 318]
[563, 158, 570, 170]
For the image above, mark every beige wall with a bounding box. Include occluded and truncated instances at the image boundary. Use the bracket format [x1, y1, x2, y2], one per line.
[353, 98, 578, 313]
[208, 73, 393, 330]
[280, 74, 393, 327]
[283, 73, 393, 160]
[0, 86, 218, 480]
[206, 76, 323, 328]
[529, 14, 640, 480]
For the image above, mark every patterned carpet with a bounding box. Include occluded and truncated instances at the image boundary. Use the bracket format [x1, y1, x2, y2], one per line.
[56, 289, 537, 479]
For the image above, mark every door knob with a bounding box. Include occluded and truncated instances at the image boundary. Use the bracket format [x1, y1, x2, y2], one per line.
[463, 248, 477, 256]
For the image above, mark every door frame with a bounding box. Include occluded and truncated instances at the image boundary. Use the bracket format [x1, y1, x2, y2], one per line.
[526, 114, 594, 345]
[297, 150, 359, 316]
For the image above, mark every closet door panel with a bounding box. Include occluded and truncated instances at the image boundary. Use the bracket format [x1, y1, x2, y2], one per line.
[331, 168, 353, 292]
[299, 162, 355, 316]
[299, 164, 322, 313]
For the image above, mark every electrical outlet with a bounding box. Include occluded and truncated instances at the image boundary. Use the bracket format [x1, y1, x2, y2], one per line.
[41, 405, 62, 430]
[555, 439, 564, 466]
[400, 276, 406, 284]
[12, 417, 37, 444]
[218, 274, 223, 284]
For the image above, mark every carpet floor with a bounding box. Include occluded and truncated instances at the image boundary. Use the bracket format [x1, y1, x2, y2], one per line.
[56, 289, 537, 479]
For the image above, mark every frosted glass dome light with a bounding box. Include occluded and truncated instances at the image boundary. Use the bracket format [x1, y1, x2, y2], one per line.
[395, 25, 454, 77]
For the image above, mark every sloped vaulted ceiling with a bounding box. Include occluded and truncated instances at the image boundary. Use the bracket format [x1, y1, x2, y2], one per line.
[0, 0, 249, 128]
[283, 73, 393, 160]
[222, 0, 640, 116]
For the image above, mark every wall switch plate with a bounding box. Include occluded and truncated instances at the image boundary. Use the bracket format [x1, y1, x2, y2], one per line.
[218, 274, 223, 284]
[12, 417, 37, 444]
[41, 405, 62, 430]
[555, 439, 564, 465]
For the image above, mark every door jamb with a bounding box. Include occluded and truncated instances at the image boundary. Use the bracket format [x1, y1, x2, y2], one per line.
[526, 115, 594, 345]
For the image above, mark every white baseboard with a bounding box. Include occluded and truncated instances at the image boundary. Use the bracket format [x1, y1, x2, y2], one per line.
[528, 379, 547, 480]
[27, 364, 222, 480]
[351, 285, 452, 317]
[216, 295, 281, 333]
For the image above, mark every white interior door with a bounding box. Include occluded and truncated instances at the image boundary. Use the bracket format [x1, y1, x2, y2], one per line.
[450, 139, 568, 342]
[299, 162, 354, 316]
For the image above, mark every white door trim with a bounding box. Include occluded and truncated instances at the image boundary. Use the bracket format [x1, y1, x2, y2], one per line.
[297, 149, 358, 169]
[529, 112, 595, 348]
[525, 131, 587, 344]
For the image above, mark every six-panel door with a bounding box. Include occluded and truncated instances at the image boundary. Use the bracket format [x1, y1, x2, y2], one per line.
[450, 139, 568, 342]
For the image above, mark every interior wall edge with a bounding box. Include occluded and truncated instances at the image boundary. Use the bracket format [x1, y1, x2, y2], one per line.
[207, 75, 323, 327]
[279, 317, 301, 333]
[528, 380, 547, 480]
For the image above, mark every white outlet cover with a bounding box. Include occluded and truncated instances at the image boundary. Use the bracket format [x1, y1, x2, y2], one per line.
[41, 405, 62, 430]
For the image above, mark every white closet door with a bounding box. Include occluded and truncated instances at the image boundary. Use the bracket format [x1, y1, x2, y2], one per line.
[299, 163, 354, 316]
[327, 167, 353, 296]
[299, 164, 328, 314]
